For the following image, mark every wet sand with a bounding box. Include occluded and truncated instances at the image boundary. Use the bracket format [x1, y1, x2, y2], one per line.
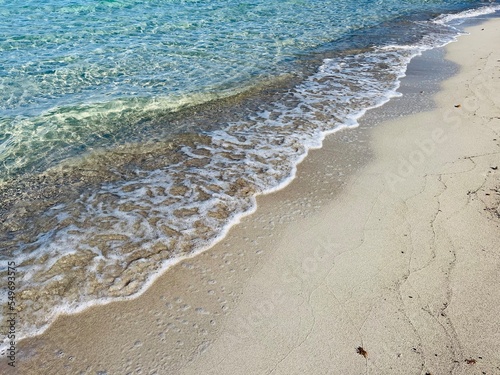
[10, 17, 500, 375]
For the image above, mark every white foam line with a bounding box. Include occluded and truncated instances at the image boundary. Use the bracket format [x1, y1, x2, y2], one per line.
[434, 4, 500, 25]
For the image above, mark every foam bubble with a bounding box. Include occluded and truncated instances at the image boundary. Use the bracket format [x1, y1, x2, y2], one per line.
[434, 4, 500, 25]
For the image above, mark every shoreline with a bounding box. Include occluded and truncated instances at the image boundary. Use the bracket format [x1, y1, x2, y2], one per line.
[0, 8, 474, 352]
[8, 15, 500, 375]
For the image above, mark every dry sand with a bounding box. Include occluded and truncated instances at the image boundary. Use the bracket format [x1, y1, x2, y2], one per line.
[12, 17, 500, 375]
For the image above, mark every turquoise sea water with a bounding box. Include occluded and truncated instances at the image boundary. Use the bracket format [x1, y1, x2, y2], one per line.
[1, 0, 499, 349]
[0, 0, 493, 178]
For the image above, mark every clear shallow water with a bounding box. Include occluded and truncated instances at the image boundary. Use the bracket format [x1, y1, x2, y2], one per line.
[0, 0, 499, 351]
[0, 0, 491, 178]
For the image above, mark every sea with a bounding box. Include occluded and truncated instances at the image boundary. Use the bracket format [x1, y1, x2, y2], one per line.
[1, 0, 499, 351]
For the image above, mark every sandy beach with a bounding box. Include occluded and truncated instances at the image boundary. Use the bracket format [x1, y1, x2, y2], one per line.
[11, 16, 500, 375]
